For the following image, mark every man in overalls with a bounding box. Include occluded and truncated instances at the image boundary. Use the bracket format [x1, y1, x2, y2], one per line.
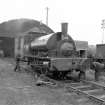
[14, 54, 21, 72]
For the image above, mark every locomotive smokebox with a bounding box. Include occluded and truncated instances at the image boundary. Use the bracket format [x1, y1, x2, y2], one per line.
[61, 22, 68, 37]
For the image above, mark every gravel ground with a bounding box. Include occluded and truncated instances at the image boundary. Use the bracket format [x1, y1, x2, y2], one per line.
[0, 58, 103, 105]
[0, 58, 74, 105]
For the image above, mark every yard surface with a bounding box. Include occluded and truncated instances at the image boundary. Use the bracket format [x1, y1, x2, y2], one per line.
[0, 58, 75, 105]
[0, 58, 104, 105]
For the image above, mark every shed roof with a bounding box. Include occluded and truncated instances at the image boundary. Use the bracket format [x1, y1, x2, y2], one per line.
[0, 18, 54, 37]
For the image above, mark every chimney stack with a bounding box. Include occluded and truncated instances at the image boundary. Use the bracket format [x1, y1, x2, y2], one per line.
[61, 22, 68, 36]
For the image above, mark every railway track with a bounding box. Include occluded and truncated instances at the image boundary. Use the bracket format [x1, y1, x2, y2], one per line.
[63, 80, 105, 105]
[38, 76, 105, 105]
[18, 64, 105, 105]
[35, 75, 105, 105]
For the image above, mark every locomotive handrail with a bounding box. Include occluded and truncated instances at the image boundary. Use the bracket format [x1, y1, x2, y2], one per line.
[23, 55, 51, 61]
[51, 57, 88, 60]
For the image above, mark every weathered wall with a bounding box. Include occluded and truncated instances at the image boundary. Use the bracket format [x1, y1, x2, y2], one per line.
[0, 37, 14, 57]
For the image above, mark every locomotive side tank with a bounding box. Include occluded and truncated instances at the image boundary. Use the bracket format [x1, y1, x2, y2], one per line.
[23, 23, 89, 79]
[31, 32, 76, 57]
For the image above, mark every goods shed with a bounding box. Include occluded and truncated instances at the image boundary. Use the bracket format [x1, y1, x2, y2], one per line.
[0, 19, 54, 57]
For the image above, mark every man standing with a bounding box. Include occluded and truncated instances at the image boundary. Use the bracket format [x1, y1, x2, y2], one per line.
[91, 62, 105, 81]
[14, 54, 21, 72]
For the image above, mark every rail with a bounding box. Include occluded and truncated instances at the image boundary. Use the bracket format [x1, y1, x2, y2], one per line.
[64, 80, 105, 105]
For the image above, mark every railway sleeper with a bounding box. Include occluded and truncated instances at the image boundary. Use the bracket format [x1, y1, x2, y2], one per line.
[64, 79, 105, 104]
[66, 86, 105, 104]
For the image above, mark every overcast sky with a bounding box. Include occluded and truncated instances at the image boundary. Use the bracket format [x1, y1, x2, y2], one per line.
[0, 0, 105, 45]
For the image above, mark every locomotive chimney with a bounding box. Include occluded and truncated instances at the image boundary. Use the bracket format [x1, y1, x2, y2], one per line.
[61, 22, 68, 36]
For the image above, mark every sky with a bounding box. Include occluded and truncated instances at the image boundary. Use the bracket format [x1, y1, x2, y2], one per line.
[0, 0, 105, 45]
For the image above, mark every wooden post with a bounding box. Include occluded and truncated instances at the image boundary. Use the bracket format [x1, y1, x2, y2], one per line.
[14, 37, 20, 58]
[20, 37, 24, 57]
[14, 36, 24, 58]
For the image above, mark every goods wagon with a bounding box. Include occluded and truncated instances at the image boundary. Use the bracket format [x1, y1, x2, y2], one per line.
[96, 44, 105, 59]
[93, 44, 105, 63]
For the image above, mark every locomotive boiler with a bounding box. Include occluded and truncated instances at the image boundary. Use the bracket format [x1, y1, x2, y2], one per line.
[23, 23, 89, 79]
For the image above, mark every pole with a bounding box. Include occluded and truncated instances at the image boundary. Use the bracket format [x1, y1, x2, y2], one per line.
[46, 7, 49, 26]
[102, 28, 104, 44]
[101, 20, 105, 44]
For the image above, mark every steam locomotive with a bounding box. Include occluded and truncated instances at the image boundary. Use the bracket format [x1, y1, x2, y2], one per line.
[18, 23, 89, 79]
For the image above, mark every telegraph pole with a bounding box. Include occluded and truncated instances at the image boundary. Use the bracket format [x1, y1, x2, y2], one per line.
[46, 7, 49, 26]
[101, 19, 105, 44]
